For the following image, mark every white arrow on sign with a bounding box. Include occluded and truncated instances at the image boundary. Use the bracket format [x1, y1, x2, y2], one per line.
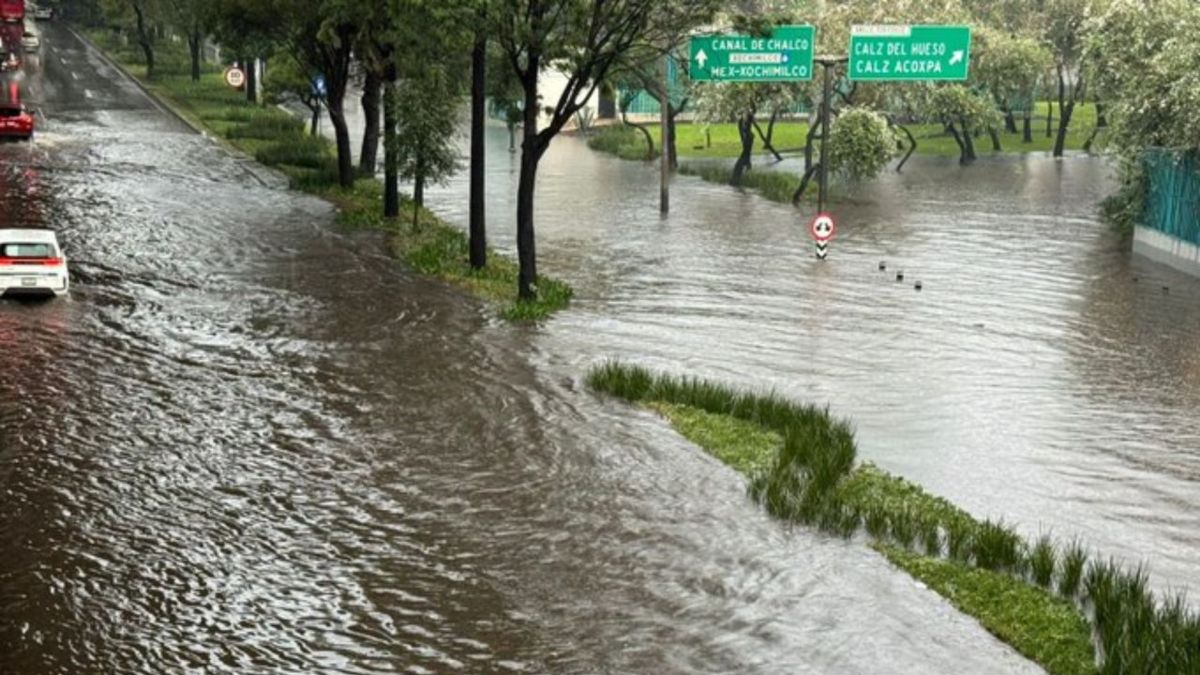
[695, 49, 708, 68]
[949, 50, 964, 66]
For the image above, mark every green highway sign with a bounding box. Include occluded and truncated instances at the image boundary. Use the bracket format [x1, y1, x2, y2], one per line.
[689, 26, 815, 82]
[848, 25, 972, 81]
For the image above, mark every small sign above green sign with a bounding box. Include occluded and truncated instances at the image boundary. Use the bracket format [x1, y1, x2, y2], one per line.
[689, 26, 816, 82]
[848, 25, 972, 81]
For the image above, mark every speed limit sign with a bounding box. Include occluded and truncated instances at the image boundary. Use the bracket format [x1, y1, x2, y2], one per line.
[224, 66, 246, 90]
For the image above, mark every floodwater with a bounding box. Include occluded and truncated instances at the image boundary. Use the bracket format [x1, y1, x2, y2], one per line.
[1, 22, 1197, 675]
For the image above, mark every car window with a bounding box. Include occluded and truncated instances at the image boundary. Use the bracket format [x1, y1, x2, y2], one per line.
[0, 107, 22, 118]
[1, 243, 57, 258]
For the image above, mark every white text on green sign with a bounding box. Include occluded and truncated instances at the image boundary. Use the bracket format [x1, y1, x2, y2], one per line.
[689, 26, 815, 82]
[848, 25, 971, 81]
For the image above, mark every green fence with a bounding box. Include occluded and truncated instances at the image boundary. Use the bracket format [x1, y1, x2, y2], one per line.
[1144, 150, 1200, 246]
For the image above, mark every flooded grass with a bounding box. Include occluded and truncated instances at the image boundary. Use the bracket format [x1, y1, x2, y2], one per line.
[86, 31, 572, 323]
[589, 361, 1200, 674]
[678, 163, 801, 205]
[878, 545, 1096, 675]
[588, 109, 1100, 163]
[1030, 535, 1058, 589]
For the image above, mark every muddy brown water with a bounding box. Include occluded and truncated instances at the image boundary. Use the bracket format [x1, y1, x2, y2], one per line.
[2, 22, 1198, 675]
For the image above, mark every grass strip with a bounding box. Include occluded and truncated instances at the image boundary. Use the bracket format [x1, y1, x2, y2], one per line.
[587, 361, 1200, 674]
[85, 30, 571, 322]
[877, 544, 1096, 675]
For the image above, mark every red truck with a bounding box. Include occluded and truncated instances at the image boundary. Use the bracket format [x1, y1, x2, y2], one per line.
[0, 0, 24, 22]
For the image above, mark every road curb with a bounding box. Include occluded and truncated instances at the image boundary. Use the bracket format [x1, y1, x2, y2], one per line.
[69, 27, 287, 189]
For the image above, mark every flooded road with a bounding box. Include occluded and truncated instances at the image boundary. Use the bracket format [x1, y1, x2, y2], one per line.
[0, 24, 1053, 675]
[427, 126, 1200, 599]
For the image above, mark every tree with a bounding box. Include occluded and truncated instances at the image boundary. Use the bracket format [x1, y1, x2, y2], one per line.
[972, 28, 1051, 147]
[1042, 0, 1100, 158]
[392, 66, 463, 231]
[491, 0, 717, 300]
[102, 0, 158, 77]
[927, 85, 1001, 165]
[164, 0, 213, 81]
[693, 82, 792, 185]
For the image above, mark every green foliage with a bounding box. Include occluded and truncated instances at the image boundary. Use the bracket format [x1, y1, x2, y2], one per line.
[1059, 540, 1088, 598]
[391, 65, 463, 193]
[588, 126, 660, 161]
[928, 85, 1002, 131]
[1099, 159, 1146, 236]
[973, 28, 1052, 110]
[827, 107, 896, 181]
[255, 136, 331, 169]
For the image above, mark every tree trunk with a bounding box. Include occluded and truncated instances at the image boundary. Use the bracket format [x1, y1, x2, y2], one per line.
[988, 127, 1002, 152]
[310, 103, 320, 135]
[132, 4, 154, 78]
[731, 112, 755, 186]
[1096, 103, 1108, 128]
[508, 123, 516, 152]
[945, 121, 967, 164]
[803, 111, 820, 174]
[896, 124, 916, 172]
[961, 121, 977, 163]
[246, 58, 257, 104]
[187, 28, 201, 82]
[754, 118, 783, 162]
[359, 71, 381, 176]
[1054, 100, 1075, 158]
[469, 31, 487, 270]
[412, 169, 425, 231]
[793, 163, 819, 204]
[1023, 110, 1033, 143]
[1045, 100, 1053, 138]
[621, 111, 654, 160]
[516, 57, 541, 301]
[327, 100, 354, 188]
[1003, 107, 1017, 133]
[383, 76, 399, 219]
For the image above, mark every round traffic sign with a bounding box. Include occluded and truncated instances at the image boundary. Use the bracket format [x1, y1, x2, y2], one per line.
[810, 212, 836, 242]
[224, 66, 246, 90]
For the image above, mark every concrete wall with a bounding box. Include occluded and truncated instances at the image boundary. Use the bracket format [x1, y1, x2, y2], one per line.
[1133, 226, 1200, 277]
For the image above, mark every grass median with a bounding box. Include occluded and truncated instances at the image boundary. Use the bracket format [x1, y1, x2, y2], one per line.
[587, 360, 1200, 675]
[85, 30, 571, 322]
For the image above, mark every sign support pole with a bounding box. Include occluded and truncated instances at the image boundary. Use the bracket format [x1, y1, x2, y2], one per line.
[660, 53, 670, 215]
[814, 56, 847, 258]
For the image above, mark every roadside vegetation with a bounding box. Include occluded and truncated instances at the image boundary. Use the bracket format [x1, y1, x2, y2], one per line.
[86, 30, 571, 321]
[587, 361, 1200, 675]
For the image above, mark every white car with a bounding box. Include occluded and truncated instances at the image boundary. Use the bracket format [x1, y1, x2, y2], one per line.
[0, 230, 70, 298]
[22, 32, 39, 51]
[33, 8, 53, 20]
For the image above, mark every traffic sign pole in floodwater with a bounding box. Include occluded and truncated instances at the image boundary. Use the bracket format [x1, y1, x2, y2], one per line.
[810, 213, 836, 261]
[848, 25, 972, 82]
[689, 26, 815, 82]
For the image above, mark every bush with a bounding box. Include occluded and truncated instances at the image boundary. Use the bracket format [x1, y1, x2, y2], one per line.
[227, 114, 306, 141]
[828, 107, 897, 181]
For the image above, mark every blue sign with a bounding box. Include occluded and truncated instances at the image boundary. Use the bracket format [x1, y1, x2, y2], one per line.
[311, 74, 327, 99]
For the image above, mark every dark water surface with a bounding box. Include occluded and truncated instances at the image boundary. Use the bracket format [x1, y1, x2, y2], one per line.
[1, 22, 1197, 675]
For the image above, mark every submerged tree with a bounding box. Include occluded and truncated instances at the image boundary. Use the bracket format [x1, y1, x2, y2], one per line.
[491, 0, 717, 301]
[392, 66, 462, 231]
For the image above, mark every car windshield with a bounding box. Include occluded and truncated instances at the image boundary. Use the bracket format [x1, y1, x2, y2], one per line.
[0, 107, 22, 117]
[1, 243, 56, 258]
